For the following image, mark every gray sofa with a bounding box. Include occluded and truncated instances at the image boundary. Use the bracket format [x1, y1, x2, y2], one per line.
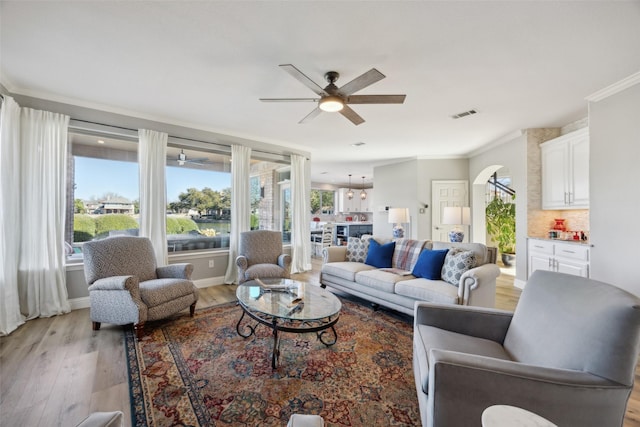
[320, 238, 500, 315]
[413, 270, 640, 427]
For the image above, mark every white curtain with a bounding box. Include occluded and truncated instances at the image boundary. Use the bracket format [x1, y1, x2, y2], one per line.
[0, 96, 25, 335]
[18, 107, 71, 319]
[138, 129, 168, 266]
[224, 144, 251, 284]
[290, 154, 312, 273]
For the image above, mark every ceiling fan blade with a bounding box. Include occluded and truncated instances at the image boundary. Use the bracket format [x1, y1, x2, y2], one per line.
[299, 107, 323, 124]
[280, 64, 327, 96]
[338, 68, 385, 96]
[260, 98, 319, 102]
[346, 94, 406, 104]
[339, 105, 365, 126]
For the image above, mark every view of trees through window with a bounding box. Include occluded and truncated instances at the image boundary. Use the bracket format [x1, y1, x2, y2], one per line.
[310, 189, 335, 215]
[67, 134, 290, 255]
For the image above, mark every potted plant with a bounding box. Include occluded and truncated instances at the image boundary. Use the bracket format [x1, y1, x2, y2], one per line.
[485, 195, 516, 266]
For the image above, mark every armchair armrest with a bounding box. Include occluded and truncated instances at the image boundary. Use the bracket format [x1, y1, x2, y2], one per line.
[88, 275, 139, 292]
[458, 262, 500, 306]
[428, 349, 627, 427]
[157, 263, 194, 280]
[236, 255, 248, 270]
[322, 246, 348, 263]
[414, 302, 513, 343]
[278, 253, 292, 271]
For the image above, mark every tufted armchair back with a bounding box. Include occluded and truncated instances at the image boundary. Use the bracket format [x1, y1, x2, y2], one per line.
[239, 230, 284, 266]
[83, 236, 158, 285]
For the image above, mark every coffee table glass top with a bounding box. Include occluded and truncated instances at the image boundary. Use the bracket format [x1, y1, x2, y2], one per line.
[237, 278, 341, 321]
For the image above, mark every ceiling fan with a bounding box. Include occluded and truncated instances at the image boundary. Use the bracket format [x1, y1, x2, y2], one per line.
[260, 64, 406, 125]
[171, 150, 211, 166]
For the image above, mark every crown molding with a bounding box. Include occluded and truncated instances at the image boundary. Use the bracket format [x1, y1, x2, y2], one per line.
[586, 71, 640, 103]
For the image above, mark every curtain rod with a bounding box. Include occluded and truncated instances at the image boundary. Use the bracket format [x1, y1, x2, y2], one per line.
[68, 118, 296, 160]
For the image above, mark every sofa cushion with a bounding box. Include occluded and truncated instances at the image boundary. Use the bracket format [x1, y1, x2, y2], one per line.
[412, 249, 449, 279]
[441, 248, 476, 286]
[322, 262, 376, 282]
[355, 269, 409, 293]
[395, 278, 459, 305]
[432, 241, 487, 266]
[414, 324, 512, 393]
[365, 239, 396, 268]
[392, 239, 427, 271]
[346, 237, 370, 263]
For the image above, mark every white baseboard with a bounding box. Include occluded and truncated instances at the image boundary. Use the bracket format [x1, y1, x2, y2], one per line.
[69, 296, 90, 310]
[68, 276, 227, 311]
[514, 278, 526, 290]
[193, 276, 227, 288]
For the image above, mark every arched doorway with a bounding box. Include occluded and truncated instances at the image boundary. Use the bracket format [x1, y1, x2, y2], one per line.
[472, 165, 517, 277]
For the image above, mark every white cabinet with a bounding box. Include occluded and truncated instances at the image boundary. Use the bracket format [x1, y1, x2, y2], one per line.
[337, 188, 374, 213]
[528, 238, 590, 278]
[541, 128, 589, 209]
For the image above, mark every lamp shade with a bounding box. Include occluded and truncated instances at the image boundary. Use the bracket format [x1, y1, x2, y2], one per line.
[442, 206, 470, 225]
[388, 208, 409, 224]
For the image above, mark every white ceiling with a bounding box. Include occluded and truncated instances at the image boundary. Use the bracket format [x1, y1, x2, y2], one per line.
[2, 1, 639, 187]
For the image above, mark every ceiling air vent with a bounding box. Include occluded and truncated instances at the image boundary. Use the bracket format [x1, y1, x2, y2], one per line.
[451, 109, 478, 119]
[351, 142, 366, 147]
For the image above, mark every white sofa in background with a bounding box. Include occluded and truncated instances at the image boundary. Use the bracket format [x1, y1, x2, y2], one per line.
[320, 237, 499, 316]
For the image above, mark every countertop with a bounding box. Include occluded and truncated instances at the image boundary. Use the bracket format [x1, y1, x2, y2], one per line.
[334, 222, 373, 226]
[528, 236, 590, 246]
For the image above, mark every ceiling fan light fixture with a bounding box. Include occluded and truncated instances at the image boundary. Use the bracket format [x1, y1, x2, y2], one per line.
[319, 95, 344, 112]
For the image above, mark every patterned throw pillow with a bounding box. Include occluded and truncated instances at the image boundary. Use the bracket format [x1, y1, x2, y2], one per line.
[346, 237, 369, 263]
[441, 248, 476, 286]
[392, 239, 427, 271]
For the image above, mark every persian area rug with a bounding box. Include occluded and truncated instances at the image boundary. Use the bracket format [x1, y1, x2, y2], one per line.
[125, 299, 420, 426]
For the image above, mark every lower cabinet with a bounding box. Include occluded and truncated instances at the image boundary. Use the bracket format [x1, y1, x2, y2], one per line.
[528, 239, 590, 278]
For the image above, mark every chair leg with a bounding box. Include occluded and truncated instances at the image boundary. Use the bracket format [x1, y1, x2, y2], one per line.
[134, 322, 145, 340]
[190, 302, 197, 317]
[92, 321, 101, 331]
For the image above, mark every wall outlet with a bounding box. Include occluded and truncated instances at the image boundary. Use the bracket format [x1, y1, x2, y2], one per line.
[208, 259, 215, 268]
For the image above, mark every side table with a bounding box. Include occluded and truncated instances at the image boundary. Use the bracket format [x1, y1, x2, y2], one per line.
[482, 405, 557, 427]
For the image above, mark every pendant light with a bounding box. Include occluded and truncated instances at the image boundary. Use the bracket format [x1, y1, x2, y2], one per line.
[360, 176, 367, 200]
[347, 174, 354, 200]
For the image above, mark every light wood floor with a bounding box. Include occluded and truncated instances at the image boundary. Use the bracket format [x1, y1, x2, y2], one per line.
[2, 259, 640, 426]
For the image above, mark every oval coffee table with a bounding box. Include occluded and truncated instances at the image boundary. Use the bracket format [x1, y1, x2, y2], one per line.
[236, 278, 342, 369]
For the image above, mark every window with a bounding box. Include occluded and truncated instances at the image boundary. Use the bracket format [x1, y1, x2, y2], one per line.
[165, 146, 232, 252]
[67, 133, 233, 255]
[67, 133, 140, 255]
[310, 189, 335, 215]
[249, 160, 291, 243]
[66, 129, 292, 257]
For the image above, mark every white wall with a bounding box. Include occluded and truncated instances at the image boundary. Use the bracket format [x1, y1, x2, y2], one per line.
[588, 77, 640, 295]
[373, 158, 468, 239]
[469, 134, 528, 285]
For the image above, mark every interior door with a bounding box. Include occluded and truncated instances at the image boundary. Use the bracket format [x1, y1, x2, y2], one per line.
[432, 180, 469, 242]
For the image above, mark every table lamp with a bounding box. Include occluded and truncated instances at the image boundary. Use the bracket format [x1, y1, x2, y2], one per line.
[388, 208, 409, 238]
[442, 206, 470, 242]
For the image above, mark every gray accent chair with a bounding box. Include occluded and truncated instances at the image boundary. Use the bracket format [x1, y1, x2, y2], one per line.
[413, 270, 640, 427]
[236, 230, 291, 284]
[83, 236, 198, 339]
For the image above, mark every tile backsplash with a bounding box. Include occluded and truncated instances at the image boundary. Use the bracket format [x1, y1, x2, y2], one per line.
[528, 209, 589, 238]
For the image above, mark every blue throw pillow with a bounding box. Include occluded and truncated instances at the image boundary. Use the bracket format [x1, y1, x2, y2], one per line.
[365, 239, 396, 268]
[412, 249, 449, 280]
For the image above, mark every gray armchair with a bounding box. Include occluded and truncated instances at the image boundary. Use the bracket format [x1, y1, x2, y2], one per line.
[235, 230, 291, 284]
[413, 270, 640, 427]
[83, 236, 198, 339]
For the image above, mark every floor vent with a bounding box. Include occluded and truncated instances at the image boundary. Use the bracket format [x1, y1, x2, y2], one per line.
[451, 109, 478, 119]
